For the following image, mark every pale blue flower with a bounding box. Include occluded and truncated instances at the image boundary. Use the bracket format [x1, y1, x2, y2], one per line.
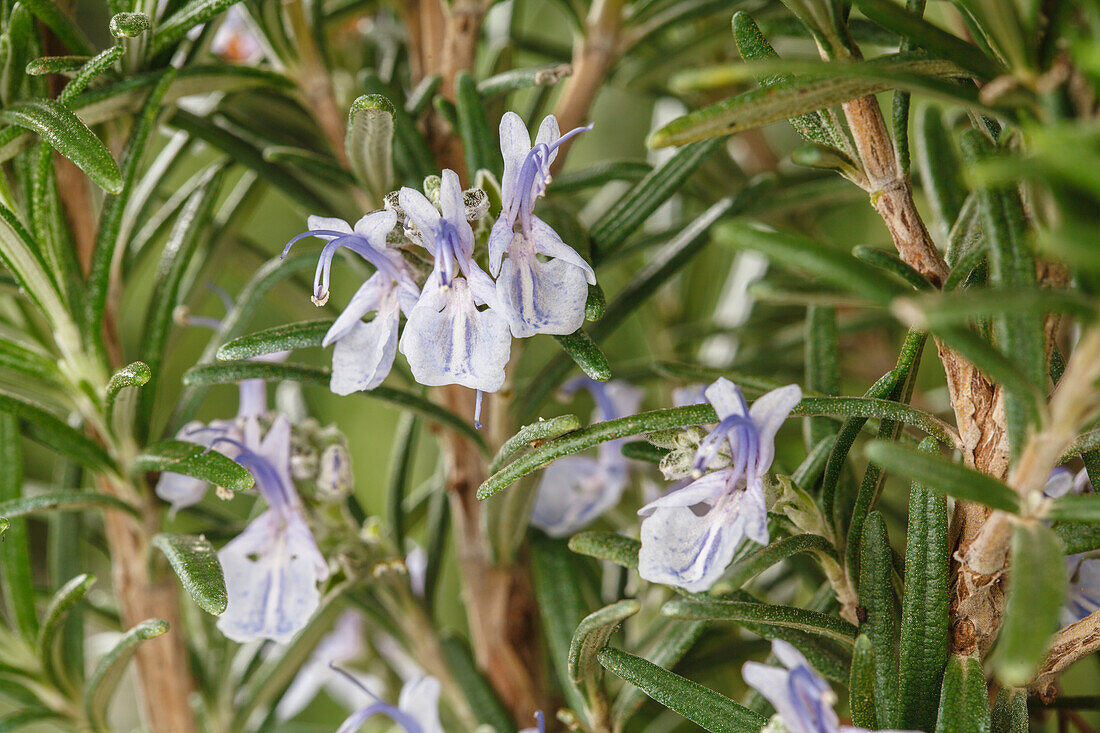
[1043, 466, 1076, 499]
[1044, 468, 1100, 625]
[277, 611, 381, 721]
[336, 676, 444, 733]
[743, 640, 919, 733]
[283, 211, 420, 395]
[489, 112, 596, 338]
[638, 378, 801, 593]
[1064, 555, 1100, 625]
[397, 169, 511, 422]
[155, 352, 280, 512]
[216, 415, 329, 644]
[531, 378, 643, 536]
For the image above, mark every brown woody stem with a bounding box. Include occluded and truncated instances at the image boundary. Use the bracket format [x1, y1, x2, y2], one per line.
[438, 385, 543, 723]
[1031, 608, 1100, 702]
[99, 478, 198, 732]
[839, 90, 1016, 656]
[416, 3, 542, 720]
[552, 0, 625, 171]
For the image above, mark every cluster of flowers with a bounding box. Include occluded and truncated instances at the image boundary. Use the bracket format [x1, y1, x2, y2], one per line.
[285, 112, 595, 426]
[540, 375, 1100, 626]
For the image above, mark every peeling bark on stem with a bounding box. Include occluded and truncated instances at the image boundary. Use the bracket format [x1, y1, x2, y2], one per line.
[1031, 608, 1100, 702]
[842, 95, 948, 287]
[839, 91, 1020, 656]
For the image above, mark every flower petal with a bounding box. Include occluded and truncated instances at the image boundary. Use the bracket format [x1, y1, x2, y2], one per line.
[744, 641, 841, 733]
[741, 662, 797, 721]
[529, 217, 596, 284]
[740, 483, 769, 546]
[531, 455, 619, 537]
[465, 261, 502, 311]
[216, 509, 328, 644]
[398, 187, 442, 250]
[236, 379, 267, 418]
[353, 209, 398, 244]
[258, 414, 296, 489]
[307, 216, 353, 237]
[638, 496, 743, 593]
[439, 169, 465, 226]
[704, 378, 748, 421]
[323, 273, 390, 346]
[498, 254, 588, 338]
[499, 111, 532, 206]
[397, 677, 445, 733]
[330, 304, 400, 394]
[748, 384, 802, 473]
[487, 216, 514, 277]
[154, 472, 208, 512]
[1044, 467, 1075, 498]
[770, 639, 811, 671]
[439, 169, 474, 261]
[534, 114, 560, 154]
[398, 280, 511, 392]
[637, 469, 732, 516]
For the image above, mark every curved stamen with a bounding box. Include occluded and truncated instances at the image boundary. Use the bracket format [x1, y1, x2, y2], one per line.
[206, 282, 236, 313]
[307, 234, 402, 304]
[511, 123, 594, 226]
[691, 414, 757, 478]
[282, 229, 350, 258]
[208, 436, 294, 511]
[329, 663, 381, 700]
[474, 389, 484, 429]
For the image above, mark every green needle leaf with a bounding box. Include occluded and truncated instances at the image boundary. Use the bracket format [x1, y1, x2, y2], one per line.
[554, 329, 611, 382]
[0, 491, 139, 519]
[106, 361, 152, 399]
[346, 94, 395, 203]
[597, 647, 767, 733]
[132, 440, 255, 495]
[85, 619, 169, 732]
[570, 600, 641, 685]
[152, 534, 227, 615]
[37, 573, 95, 691]
[0, 101, 122, 193]
[662, 598, 857, 645]
[216, 320, 334, 361]
[864, 441, 1019, 512]
[993, 522, 1065, 686]
[568, 531, 640, 569]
